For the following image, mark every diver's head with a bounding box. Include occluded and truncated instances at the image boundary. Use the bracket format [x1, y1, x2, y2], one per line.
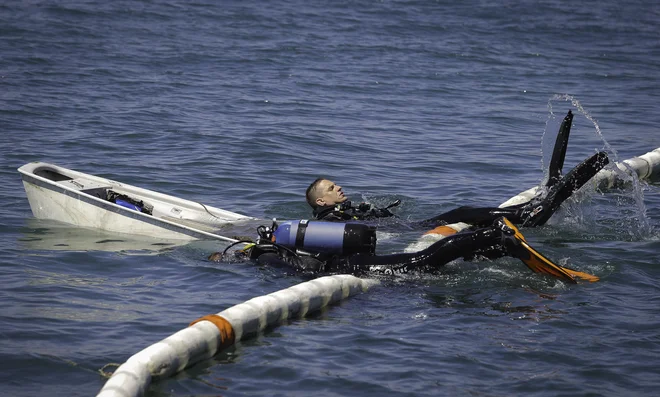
[306, 178, 347, 209]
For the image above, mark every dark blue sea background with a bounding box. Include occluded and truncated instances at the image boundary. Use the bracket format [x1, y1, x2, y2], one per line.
[2, 1, 660, 396]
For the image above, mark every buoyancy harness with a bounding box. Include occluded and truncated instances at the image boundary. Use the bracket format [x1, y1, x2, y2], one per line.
[313, 199, 401, 221]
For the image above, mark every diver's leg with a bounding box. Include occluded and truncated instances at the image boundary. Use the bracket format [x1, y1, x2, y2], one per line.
[344, 226, 505, 275]
[518, 151, 609, 226]
[420, 151, 608, 229]
[417, 206, 522, 228]
[343, 216, 598, 281]
[346, 217, 597, 281]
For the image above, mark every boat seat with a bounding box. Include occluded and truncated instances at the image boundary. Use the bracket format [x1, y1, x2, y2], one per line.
[58, 178, 111, 199]
[58, 178, 109, 191]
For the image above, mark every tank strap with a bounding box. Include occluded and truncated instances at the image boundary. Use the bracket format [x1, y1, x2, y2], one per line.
[295, 220, 309, 247]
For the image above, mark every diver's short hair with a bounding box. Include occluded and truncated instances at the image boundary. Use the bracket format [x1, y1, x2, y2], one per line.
[306, 177, 325, 209]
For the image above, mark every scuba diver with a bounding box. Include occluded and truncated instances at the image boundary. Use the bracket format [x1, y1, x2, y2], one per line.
[218, 216, 598, 283]
[211, 111, 605, 283]
[306, 110, 608, 229]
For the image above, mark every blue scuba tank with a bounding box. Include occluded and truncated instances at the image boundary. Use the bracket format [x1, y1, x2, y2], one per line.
[272, 220, 376, 255]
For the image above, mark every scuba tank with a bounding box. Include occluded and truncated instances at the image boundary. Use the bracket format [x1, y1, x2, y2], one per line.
[272, 220, 376, 255]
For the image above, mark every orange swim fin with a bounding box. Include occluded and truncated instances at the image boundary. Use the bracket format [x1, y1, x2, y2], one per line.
[500, 218, 599, 283]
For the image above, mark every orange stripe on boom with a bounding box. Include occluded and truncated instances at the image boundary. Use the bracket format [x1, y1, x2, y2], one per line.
[190, 314, 235, 348]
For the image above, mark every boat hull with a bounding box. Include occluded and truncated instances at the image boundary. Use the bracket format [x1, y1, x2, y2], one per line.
[18, 162, 254, 242]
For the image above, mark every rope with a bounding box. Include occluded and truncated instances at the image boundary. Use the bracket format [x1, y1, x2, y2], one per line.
[98, 363, 122, 379]
[197, 201, 227, 222]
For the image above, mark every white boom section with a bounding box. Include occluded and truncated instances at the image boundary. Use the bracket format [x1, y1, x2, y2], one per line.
[96, 275, 377, 397]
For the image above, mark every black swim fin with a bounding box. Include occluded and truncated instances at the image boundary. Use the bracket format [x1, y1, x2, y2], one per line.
[546, 110, 573, 188]
[521, 151, 609, 227]
[498, 218, 599, 283]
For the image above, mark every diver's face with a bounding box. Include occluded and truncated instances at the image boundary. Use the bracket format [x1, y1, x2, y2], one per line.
[315, 179, 347, 207]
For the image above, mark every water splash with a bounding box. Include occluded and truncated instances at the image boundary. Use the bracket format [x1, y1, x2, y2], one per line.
[617, 161, 652, 238]
[541, 95, 653, 239]
[547, 94, 619, 160]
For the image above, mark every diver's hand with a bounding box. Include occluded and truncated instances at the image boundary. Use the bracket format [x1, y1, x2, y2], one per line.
[371, 207, 394, 218]
[371, 199, 400, 217]
[357, 202, 372, 212]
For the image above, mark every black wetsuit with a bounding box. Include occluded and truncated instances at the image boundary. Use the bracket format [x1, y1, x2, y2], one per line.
[250, 220, 511, 276]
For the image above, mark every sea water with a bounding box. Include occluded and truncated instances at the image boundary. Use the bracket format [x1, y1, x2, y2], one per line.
[1, 1, 659, 396]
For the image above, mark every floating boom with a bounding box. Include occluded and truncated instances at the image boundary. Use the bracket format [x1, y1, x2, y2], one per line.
[96, 275, 377, 397]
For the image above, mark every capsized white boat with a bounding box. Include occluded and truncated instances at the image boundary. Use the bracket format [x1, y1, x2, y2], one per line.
[18, 162, 257, 243]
